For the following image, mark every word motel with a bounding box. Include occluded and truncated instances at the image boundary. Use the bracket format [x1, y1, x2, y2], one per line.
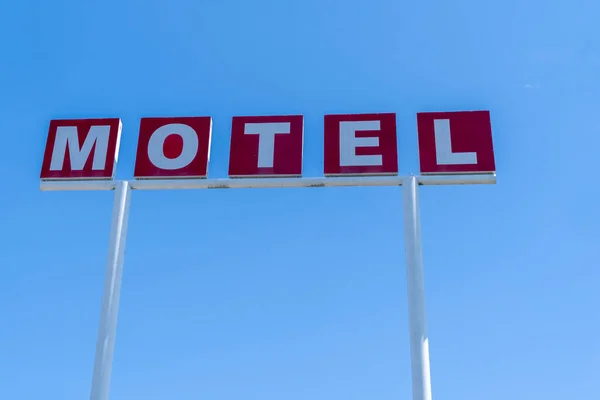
[40, 111, 496, 181]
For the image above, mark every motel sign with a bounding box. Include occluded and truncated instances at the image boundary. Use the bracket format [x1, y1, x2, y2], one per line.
[39, 110, 497, 400]
[41, 111, 495, 180]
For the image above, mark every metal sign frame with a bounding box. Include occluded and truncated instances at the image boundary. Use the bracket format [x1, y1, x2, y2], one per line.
[41, 173, 495, 400]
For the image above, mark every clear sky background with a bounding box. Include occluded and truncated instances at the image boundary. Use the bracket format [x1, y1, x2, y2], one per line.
[1, 1, 599, 399]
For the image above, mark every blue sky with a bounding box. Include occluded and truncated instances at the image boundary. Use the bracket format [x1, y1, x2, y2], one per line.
[1, 0, 599, 399]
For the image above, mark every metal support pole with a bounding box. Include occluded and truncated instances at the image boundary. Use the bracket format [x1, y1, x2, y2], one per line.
[90, 181, 132, 400]
[402, 176, 433, 400]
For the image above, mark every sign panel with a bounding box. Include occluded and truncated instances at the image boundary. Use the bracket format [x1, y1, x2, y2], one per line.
[228, 115, 303, 177]
[41, 110, 497, 182]
[417, 110, 496, 174]
[40, 118, 122, 180]
[323, 113, 398, 176]
[134, 117, 212, 179]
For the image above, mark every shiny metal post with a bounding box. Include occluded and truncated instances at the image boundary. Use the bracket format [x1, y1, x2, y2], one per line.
[402, 176, 432, 400]
[90, 181, 132, 400]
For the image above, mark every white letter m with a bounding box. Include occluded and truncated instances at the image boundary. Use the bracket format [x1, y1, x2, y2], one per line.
[49, 125, 111, 171]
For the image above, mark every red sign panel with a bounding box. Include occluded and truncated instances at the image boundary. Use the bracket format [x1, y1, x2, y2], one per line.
[417, 110, 496, 174]
[228, 115, 303, 177]
[134, 117, 212, 179]
[40, 118, 122, 180]
[40, 111, 498, 182]
[323, 113, 398, 176]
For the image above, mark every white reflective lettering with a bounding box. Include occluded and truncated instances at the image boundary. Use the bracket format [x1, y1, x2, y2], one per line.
[244, 122, 291, 168]
[434, 119, 477, 165]
[147, 123, 199, 170]
[339, 120, 382, 167]
[50, 125, 111, 171]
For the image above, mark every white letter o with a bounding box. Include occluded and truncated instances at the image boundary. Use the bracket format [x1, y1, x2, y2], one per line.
[147, 123, 198, 170]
